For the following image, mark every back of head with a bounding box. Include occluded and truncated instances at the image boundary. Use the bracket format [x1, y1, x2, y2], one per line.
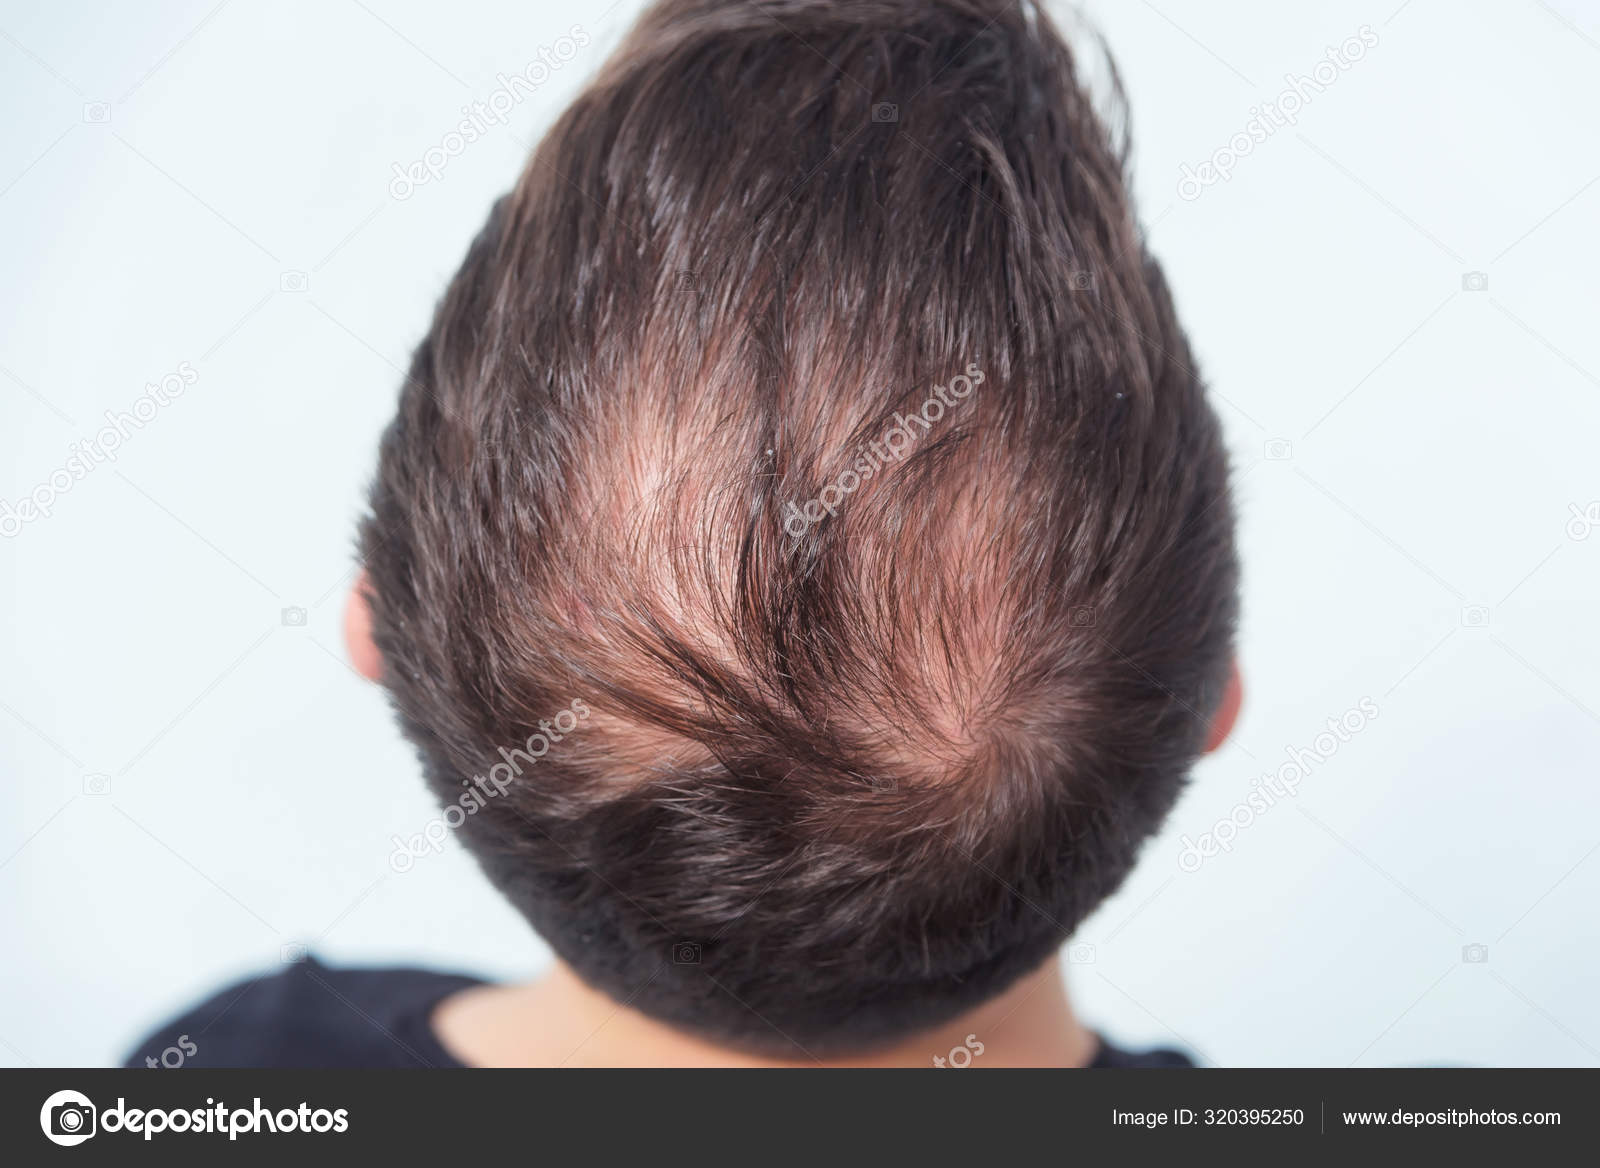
[362, 0, 1238, 1055]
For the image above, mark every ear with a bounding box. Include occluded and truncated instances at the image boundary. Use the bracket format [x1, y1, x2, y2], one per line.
[343, 570, 384, 683]
[1203, 660, 1243, 754]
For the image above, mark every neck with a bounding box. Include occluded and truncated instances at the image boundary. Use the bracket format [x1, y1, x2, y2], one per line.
[432, 954, 1097, 1067]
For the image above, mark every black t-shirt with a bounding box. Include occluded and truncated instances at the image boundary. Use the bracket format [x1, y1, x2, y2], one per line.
[123, 956, 1194, 1069]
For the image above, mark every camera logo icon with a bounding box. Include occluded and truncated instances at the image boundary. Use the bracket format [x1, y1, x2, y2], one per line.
[675, 269, 695, 290]
[672, 941, 702, 964]
[82, 772, 112, 796]
[1460, 605, 1490, 628]
[281, 942, 308, 964]
[1461, 271, 1489, 292]
[1067, 942, 1096, 965]
[871, 102, 899, 123]
[1067, 270, 1096, 292]
[1263, 438, 1293, 461]
[82, 102, 111, 124]
[40, 1089, 97, 1146]
[1069, 606, 1096, 628]
[281, 606, 308, 627]
[279, 271, 309, 293]
[1461, 943, 1490, 964]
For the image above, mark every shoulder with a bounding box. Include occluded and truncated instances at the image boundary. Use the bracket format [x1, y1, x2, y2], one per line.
[1089, 1034, 1196, 1068]
[122, 956, 485, 1068]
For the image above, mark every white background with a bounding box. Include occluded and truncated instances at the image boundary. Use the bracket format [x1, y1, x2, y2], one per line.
[2, 0, 1597, 1068]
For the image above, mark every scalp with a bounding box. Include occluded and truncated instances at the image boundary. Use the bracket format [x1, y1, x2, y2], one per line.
[362, 0, 1238, 1054]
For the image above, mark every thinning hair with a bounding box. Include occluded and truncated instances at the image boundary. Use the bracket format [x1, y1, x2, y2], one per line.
[362, 0, 1237, 1055]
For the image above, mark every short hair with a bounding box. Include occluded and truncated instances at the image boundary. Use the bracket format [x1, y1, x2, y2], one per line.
[361, 0, 1237, 1056]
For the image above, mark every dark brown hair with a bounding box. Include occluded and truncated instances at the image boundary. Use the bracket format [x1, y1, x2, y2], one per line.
[362, 0, 1237, 1056]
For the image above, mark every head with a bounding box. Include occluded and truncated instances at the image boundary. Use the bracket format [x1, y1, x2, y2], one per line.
[352, 0, 1240, 1057]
